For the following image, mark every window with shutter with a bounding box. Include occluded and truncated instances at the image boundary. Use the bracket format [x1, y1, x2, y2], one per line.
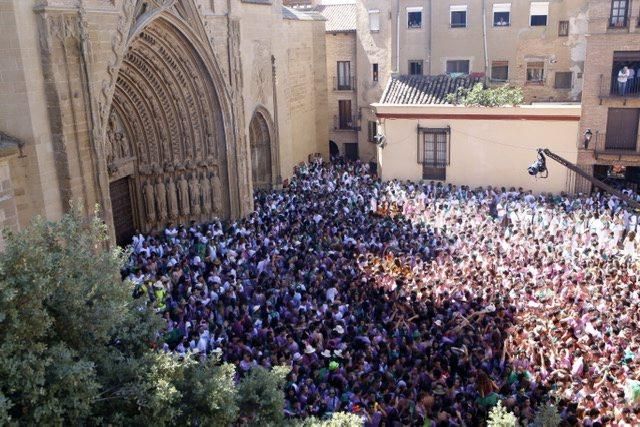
[530, 2, 549, 26]
[526, 61, 545, 83]
[491, 61, 509, 81]
[369, 10, 380, 32]
[450, 5, 468, 28]
[554, 72, 572, 89]
[493, 3, 511, 26]
[610, 0, 629, 28]
[558, 20, 569, 36]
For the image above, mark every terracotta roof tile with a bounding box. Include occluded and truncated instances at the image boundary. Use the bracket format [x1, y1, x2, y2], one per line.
[316, 4, 357, 32]
[380, 74, 484, 105]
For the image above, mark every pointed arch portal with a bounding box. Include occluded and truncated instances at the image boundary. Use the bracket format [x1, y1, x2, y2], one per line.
[106, 14, 230, 244]
[249, 109, 274, 191]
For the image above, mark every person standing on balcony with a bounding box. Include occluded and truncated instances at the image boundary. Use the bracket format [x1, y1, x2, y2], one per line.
[628, 66, 636, 94]
[618, 65, 630, 96]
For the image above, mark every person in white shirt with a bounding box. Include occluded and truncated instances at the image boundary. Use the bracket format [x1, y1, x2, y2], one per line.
[618, 66, 630, 96]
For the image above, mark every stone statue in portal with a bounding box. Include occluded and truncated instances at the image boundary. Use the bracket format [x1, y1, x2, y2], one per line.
[143, 179, 156, 224]
[200, 172, 212, 215]
[155, 175, 167, 221]
[166, 176, 179, 220]
[177, 173, 190, 217]
[189, 173, 201, 216]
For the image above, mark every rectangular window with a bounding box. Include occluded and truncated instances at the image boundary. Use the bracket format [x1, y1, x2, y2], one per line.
[368, 121, 378, 143]
[407, 7, 423, 28]
[373, 63, 379, 82]
[369, 9, 380, 32]
[337, 61, 351, 90]
[338, 100, 353, 129]
[493, 3, 511, 26]
[418, 127, 449, 180]
[605, 108, 639, 150]
[491, 61, 509, 81]
[409, 60, 424, 75]
[610, 0, 629, 27]
[450, 5, 468, 28]
[446, 60, 470, 74]
[526, 61, 545, 83]
[558, 20, 569, 36]
[530, 2, 549, 26]
[554, 71, 572, 89]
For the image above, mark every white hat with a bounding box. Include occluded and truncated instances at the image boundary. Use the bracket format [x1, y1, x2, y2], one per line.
[333, 349, 344, 358]
[321, 349, 332, 358]
[333, 325, 345, 334]
[293, 352, 302, 361]
[304, 344, 316, 354]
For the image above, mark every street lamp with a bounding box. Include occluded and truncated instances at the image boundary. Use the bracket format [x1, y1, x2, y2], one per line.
[584, 129, 593, 150]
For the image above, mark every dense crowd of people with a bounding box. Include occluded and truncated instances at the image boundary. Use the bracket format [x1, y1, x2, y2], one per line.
[126, 158, 640, 426]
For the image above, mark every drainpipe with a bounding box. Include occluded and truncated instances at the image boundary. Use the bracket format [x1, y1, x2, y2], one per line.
[428, 0, 432, 75]
[396, 0, 400, 73]
[482, 0, 489, 83]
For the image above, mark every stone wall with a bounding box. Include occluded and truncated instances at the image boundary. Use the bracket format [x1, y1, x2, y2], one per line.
[0, 158, 19, 250]
[282, 17, 329, 174]
[0, 0, 331, 245]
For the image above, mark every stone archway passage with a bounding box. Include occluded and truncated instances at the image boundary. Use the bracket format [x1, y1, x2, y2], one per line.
[107, 17, 229, 237]
[249, 111, 273, 191]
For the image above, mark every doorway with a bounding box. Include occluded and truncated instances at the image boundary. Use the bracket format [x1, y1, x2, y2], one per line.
[110, 178, 136, 246]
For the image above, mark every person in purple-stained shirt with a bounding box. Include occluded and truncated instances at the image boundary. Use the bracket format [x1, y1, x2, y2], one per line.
[128, 158, 640, 426]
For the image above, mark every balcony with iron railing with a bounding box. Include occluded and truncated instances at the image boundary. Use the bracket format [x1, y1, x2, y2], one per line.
[598, 73, 640, 100]
[591, 131, 640, 159]
[333, 112, 359, 131]
[333, 76, 356, 91]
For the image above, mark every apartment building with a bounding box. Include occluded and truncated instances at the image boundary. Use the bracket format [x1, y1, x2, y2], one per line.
[349, 0, 589, 163]
[317, 3, 360, 160]
[577, 0, 640, 193]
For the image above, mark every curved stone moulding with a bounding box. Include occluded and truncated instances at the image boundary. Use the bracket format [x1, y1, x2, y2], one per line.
[108, 16, 229, 231]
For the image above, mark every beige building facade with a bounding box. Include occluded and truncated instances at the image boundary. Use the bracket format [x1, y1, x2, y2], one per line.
[318, 3, 359, 159]
[0, 0, 328, 246]
[373, 103, 581, 194]
[340, 0, 589, 164]
[576, 0, 640, 193]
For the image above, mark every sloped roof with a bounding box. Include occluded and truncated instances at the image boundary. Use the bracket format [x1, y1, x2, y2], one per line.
[316, 4, 357, 33]
[380, 74, 484, 105]
[282, 6, 326, 21]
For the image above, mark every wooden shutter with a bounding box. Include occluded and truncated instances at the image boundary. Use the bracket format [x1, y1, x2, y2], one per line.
[606, 108, 639, 150]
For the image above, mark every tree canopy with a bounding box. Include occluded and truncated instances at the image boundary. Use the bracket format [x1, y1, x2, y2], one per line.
[446, 83, 525, 107]
[0, 210, 301, 426]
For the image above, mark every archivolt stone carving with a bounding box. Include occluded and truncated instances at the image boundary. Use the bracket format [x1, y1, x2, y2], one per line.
[108, 17, 230, 231]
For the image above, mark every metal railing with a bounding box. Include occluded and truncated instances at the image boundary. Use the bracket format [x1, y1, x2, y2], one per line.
[603, 73, 640, 97]
[333, 76, 356, 91]
[592, 132, 640, 158]
[333, 113, 358, 130]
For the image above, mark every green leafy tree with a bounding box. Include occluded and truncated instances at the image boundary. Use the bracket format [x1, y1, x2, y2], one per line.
[487, 400, 518, 427]
[237, 365, 290, 426]
[446, 83, 524, 107]
[0, 209, 289, 425]
[0, 209, 156, 424]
